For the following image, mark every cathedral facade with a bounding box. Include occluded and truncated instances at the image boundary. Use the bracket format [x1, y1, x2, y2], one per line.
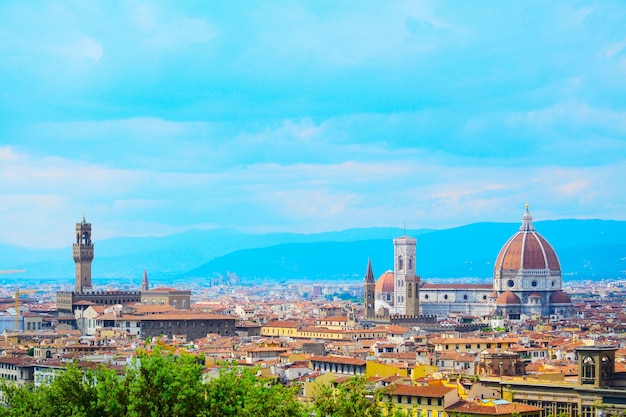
[365, 206, 573, 323]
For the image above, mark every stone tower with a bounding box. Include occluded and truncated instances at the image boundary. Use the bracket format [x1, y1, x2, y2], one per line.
[141, 268, 149, 291]
[393, 235, 418, 315]
[364, 259, 375, 320]
[73, 215, 94, 293]
[405, 272, 420, 317]
[577, 345, 617, 388]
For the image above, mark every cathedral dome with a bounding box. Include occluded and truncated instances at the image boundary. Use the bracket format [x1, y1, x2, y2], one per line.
[494, 206, 560, 272]
[495, 291, 521, 305]
[375, 271, 395, 293]
[549, 290, 572, 304]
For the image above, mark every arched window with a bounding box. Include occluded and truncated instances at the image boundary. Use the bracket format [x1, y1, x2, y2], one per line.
[408, 258, 413, 270]
[182, 300, 187, 309]
[582, 356, 595, 384]
[408, 283, 412, 298]
[601, 355, 613, 380]
[173, 300, 178, 309]
[398, 256, 404, 271]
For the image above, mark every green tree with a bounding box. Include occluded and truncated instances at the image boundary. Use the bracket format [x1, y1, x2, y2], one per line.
[0, 363, 122, 417]
[0, 351, 306, 417]
[205, 364, 306, 417]
[126, 349, 206, 417]
[312, 376, 384, 417]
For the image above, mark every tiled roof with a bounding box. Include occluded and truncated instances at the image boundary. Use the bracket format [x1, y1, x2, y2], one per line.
[446, 399, 542, 415]
[264, 320, 301, 328]
[309, 355, 366, 366]
[375, 271, 395, 293]
[140, 311, 236, 321]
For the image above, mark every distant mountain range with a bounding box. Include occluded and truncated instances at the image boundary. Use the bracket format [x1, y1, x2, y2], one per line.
[1, 220, 625, 287]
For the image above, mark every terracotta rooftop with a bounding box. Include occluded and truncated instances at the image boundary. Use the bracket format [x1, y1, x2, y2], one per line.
[309, 355, 366, 366]
[494, 207, 560, 271]
[375, 271, 395, 293]
[446, 400, 542, 415]
[264, 320, 301, 328]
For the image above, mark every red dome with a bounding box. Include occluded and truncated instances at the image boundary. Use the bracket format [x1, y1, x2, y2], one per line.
[528, 292, 542, 299]
[495, 207, 560, 271]
[549, 291, 572, 304]
[495, 291, 521, 305]
[375, 271, 395, 293]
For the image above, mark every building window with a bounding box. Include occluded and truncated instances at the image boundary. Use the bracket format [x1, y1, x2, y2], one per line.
[398, 256, 403, 271]
[173, 301, 178, 309]
[507, 280, 514, 288]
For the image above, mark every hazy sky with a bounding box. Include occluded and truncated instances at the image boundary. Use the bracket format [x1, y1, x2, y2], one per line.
[1, 1, 625, 248]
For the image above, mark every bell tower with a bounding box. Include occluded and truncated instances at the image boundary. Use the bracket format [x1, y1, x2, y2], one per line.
[393, 235, 417, 315]
[364, 259, 375, 320]
[73, 215, 94, 293]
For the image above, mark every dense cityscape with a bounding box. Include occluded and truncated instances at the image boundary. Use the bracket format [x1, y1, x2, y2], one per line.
[1, 2, 625, 416]
[0, 209, 624, 416]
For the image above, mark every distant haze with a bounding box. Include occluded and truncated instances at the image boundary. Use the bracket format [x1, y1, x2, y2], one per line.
[1, 220, 625, 286]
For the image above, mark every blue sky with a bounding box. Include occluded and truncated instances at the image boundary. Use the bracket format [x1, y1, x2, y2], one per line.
[0, 1, 625, 248]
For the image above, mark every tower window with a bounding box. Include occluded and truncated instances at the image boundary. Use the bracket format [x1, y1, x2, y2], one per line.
[582, 356, 595, 384]
[398, 256, 404, 271]
[408, 258, 413, 270]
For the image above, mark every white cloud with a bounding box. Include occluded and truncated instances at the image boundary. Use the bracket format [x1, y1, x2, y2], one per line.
[52, 37, 103, 63]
